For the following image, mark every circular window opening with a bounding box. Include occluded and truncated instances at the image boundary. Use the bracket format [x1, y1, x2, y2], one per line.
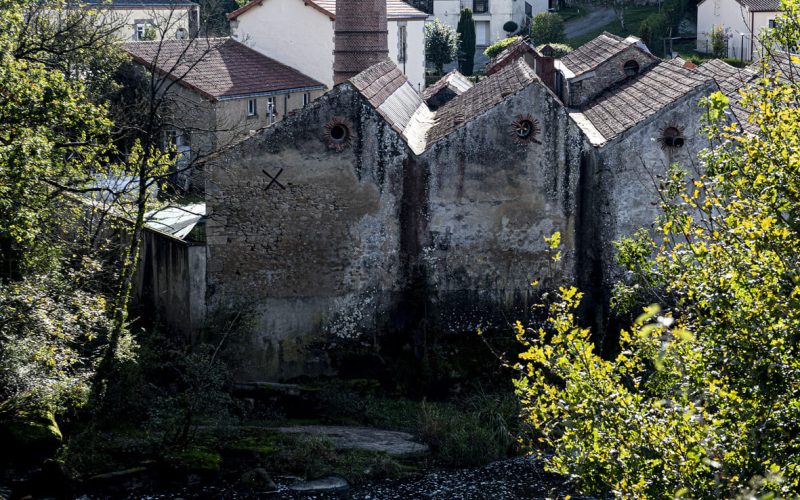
[516, 120, 535, 139]
[662, 127, 685, 148]
[624, 60, 640, 77]
[330, 124, 348, 143]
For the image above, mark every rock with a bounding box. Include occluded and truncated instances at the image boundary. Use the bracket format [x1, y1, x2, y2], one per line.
[240, 467, 277, 491]
[276, 425, 429, 457]
[0, 411, 62, 461]
[288, 475, 349, 493]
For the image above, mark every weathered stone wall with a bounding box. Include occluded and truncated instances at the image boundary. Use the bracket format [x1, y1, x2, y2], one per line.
[205, 84, 410, 380]
[567, 47, 658, 106]
[590, 82, 718, 283]
[419, 81, 584, 332]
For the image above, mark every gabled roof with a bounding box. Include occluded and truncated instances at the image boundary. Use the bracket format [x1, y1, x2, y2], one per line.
[350, 60, 432, 154]
[574, 60, 714, 143]
[125, 38, 325, 101]
[422, 70, 473, 101]
[559, 32, 643, 77]
[84, 0, 196, 6]
[484, 37, 536, 76]
[427, 58, 538, 145]
[696, 59, 758, 132]
[228, 0, 428, 21]
[697, 0, 780, 12]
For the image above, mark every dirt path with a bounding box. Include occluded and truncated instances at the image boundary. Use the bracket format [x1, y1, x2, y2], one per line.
[564, 7, 617, 39]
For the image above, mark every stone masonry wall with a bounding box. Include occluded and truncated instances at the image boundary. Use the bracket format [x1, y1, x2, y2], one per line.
[420, 81, 584, 332]
[568, 47, 658, 107]
[205, 84, 410, 380]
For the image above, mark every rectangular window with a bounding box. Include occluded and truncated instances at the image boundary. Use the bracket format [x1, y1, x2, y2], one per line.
[525, 2, 532, 17]
[247, 98, 257, 117]
[135, 23, 146, 40]
[267, 97, 276, 125]
[473, 0, 488, 13]
[398, 23, 408, 63]
[769, 19, 777, 28]
[303, 93, 310, 106]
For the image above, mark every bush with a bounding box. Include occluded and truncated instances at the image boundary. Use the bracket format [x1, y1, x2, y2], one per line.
[503, 21, 518, 33]
[425, 19, 460, 74]
[537, 43, 573, 58]
[637, 13, 668, 54]
[484, 35, 520, 58]
[457, 9, 476, 76]
[515, 18, 800, 496]
[530, 12, 564, 44]
[710, 24, 729, 57]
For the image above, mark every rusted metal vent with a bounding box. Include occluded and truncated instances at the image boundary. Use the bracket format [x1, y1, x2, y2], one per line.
[333, 0, 390, 85]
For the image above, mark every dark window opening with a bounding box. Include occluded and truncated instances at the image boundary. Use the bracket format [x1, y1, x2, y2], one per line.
[330, 124, 348, 143]
[473, 0, 489, 13]
[663, 127, 685, 148]
[624, 60, 640, 77]
[515, 120, 535, 139]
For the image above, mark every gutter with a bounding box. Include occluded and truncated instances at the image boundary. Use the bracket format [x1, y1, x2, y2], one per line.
[217, 85, 327, 101]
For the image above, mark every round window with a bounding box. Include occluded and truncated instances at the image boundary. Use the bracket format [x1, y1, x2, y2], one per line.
[509, 115, 541, 144]
[662, 127, 685, 148]
[624, 60, 640, 77]
[323, 117, 354, 151]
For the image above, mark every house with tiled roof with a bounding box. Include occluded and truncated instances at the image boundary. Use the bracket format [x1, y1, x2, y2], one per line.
[697, 0, 781, 60]
[84, 0, 199, 41]
[227, 0, 428, 91]
[125, 37, 325, 188]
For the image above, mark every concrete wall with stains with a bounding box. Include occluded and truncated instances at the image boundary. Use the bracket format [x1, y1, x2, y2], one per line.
[419, 80, 583, 332]
[205, 84, 410, 380]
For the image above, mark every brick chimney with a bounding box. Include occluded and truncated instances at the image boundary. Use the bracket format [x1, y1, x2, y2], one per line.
[333, 0, 389, 85]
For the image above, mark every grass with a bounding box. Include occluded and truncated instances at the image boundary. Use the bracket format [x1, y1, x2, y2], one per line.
[566, 6, 662, 48]
[558, 6, 588, 23]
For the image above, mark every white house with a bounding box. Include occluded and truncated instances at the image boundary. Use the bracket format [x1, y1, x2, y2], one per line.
[85, 0, 200, 41]
[228, 0, 429, 92]
[431, 0, 549, 47]
[697, 0, 780, 60]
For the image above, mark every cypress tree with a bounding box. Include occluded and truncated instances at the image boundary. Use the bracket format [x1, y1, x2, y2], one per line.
[456, 8, 476, 76]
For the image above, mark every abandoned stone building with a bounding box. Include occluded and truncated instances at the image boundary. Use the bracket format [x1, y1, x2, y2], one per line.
[136, 0, 758, 381]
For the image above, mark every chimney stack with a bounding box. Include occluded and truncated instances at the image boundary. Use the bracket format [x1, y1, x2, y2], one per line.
[333, 0, 389, 85]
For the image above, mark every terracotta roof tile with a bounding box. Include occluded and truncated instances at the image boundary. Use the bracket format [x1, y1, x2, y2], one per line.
[580, 60, 713, 141]
[560, 32, 632, 76]
[229, 0, 427, 20]
[124, 38, 325, 101]
[422, 70, 473, 100]
[427, 58, 538, 144]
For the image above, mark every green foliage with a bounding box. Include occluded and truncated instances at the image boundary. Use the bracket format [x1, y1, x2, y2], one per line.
[637, 13, 668, 53]
[0, 273, 115, 418]
[537, 43, 573, 58]
[457, 9, 476, 76]
[425, 19, 460, 74]
[484, 36, 520, 58]
[531, 12, 565, 44]
[515, 11, 800, 497]
[503, 21, 519, 33]
[711, 24, 729, 57]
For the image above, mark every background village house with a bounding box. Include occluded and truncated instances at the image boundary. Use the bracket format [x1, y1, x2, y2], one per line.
[125, 37, 325, 189]
[696, 0, 780, 60]
[430, 0, 550, 47]
[86, 0, 200, 40]
[228, 0, 429, 92]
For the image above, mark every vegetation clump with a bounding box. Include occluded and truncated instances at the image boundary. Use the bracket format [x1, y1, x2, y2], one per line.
[484, 36, 520, 58]
[425, 19, 460, 75]
[514, 10, 800, 498]
[531, 12, 565, 44]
